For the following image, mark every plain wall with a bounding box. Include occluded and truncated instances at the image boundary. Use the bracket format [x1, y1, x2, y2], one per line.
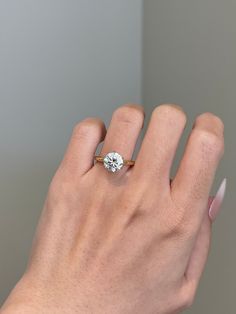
[0, 0, 142, 304]
[143, 1, 235, 313]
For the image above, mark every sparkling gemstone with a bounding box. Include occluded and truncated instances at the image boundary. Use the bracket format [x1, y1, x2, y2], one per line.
[103, 151, 124, 172]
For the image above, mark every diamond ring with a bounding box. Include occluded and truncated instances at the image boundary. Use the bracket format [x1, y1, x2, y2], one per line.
[94, 151, 135, 173]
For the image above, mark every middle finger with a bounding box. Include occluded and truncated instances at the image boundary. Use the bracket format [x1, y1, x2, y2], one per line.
[133, 104, 187, 188]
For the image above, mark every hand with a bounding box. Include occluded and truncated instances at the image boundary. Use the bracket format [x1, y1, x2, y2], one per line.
[1, 104, 224, 314]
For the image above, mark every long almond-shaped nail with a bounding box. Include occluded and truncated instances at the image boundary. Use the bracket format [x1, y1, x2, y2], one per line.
[209, 178, 227, 221]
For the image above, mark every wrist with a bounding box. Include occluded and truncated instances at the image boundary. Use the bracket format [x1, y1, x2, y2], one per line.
[1, 276, 43, 314]
[1, 303, 37, 314]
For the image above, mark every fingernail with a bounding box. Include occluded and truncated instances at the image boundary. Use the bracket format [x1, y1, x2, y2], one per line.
[209, 178, 227, 221]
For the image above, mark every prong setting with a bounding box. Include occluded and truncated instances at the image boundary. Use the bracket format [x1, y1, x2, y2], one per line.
[103, 151, 124, 172]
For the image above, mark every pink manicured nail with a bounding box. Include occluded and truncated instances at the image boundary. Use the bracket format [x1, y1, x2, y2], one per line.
[209, 178, 227, 221]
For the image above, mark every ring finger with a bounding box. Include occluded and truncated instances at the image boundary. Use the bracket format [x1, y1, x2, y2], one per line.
[95, 104, 145, 177]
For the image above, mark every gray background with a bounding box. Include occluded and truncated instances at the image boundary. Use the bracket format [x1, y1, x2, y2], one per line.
[0, 1, 235, 313]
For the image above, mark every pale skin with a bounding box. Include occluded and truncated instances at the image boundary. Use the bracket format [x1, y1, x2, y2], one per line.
[1, 103, 224, 313]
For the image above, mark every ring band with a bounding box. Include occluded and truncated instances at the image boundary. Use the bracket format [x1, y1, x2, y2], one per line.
[94, 151, 135, 173]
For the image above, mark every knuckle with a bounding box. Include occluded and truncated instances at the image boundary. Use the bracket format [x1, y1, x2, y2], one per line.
[177, 283, 196, 310]
[153, 103, 187, 124]
[160, 199, 198, 239]
[194, 128, 224, 157]
[48, 168, 81, 207]
[196, 112, 224, 133]
[113, 104, 144, 126]
[162, 211, 191, 238]
[117, 187, 147, 225]
[73, 118, 104, 139]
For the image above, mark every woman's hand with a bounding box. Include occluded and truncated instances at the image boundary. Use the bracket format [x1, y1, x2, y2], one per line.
[1, 104, 225, 314]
